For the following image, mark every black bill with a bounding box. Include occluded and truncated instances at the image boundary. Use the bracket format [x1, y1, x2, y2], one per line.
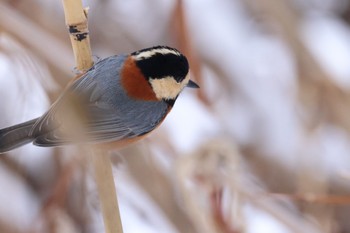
[187, 80, 200, 88]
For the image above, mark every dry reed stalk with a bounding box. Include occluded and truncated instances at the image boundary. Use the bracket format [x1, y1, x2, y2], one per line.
[121, 145, 198, 233]
[0, 3, 73, 75]
[91, 148, 123, 233]
[172, 0, 209, 105]
[270, 192, 350, 205]
[61, 0, 93, 70]
[0, 218, 21, 233]
[175, 140, 323, 233]
[241, 0, 338, 231]
[61, 0, 123, 232]
[175, 140, 242, 233]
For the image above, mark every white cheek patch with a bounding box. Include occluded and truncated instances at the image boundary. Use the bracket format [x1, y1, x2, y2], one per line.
[133, 48, 181, 60]
[149, 74, 190, 100]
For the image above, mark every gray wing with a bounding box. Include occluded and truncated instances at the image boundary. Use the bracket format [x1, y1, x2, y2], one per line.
[31, 55, 169, 147]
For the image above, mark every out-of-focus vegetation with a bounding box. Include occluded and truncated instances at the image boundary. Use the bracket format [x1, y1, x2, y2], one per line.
[0, 0, 350, 233]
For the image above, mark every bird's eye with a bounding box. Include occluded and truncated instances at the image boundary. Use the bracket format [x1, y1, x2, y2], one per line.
[174, 76, 184, 83]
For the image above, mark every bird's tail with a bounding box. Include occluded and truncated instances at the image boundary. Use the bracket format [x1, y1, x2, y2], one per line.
[0, 118, 39, 153]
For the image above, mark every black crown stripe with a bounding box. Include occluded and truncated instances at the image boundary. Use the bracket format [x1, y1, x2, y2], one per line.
[135, 53, 189, 83]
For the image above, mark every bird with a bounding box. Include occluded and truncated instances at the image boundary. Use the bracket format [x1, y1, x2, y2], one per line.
[0, 45, 199, 153]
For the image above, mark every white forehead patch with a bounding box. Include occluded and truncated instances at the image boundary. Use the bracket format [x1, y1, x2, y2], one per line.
[133, 48, 181, 61]
[149, 74, 190, 100]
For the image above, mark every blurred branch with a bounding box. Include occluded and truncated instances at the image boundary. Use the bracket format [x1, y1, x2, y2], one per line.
[175, 140, 243, 233]
[0, 2, 73, 75]
[242, 0, 342, 231]
[176, 140, 323, 233]
[271, 192, 350, 205]
[61, 0, 123, 232]
[172, 0, 209, 105]
[31, 157, 78, 232]
[0, 156, 41, 192]
[122, 146, 198, 233]
[243, 0, 350, 132]
[0, 218, 21, 233]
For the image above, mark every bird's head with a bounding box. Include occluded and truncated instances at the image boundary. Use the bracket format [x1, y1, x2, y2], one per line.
[121, 46, 199, 106]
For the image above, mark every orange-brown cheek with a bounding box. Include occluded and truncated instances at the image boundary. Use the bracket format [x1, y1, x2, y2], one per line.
[121, 56, 158, 101]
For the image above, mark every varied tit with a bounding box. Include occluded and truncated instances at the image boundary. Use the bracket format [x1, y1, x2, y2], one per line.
[0, 46, 199, 153]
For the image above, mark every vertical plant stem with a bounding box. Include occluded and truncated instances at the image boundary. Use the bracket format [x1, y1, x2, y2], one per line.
[61, 0, 93, 70]
[91, 148, 123, 233]
[61, 0, 123, 232]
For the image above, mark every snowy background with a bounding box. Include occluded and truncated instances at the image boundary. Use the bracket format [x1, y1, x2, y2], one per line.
[0, 0, 350, 232]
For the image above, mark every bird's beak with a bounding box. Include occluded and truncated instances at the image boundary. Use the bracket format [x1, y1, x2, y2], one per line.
[187, 80, 200, 88]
